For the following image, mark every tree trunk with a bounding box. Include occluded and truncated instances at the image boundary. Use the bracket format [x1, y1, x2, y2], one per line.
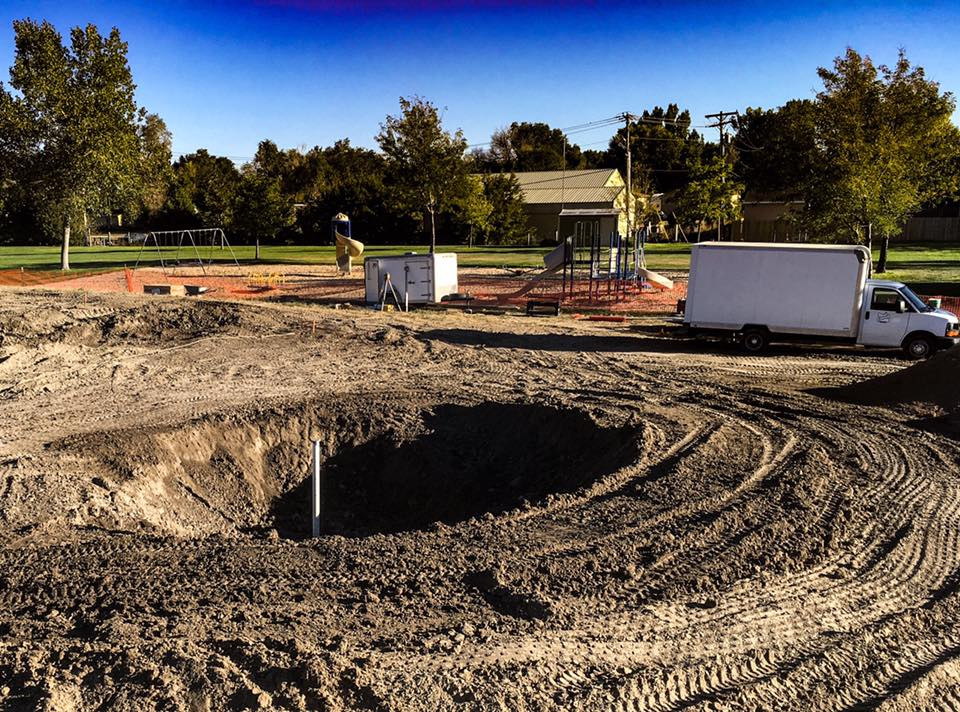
[429, 208, 436, 254]
[83, 212, 90, 246]
[61, 223, 71, 271]
[878, 234, 889, 273]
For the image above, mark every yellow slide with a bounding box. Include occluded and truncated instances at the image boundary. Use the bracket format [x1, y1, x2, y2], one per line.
[335, 231, 364, 274]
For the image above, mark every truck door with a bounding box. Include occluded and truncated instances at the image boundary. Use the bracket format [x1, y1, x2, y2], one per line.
[859, 286, 910, 346]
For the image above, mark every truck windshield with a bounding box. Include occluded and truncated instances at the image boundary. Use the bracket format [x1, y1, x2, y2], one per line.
[900, 286, 933, 312]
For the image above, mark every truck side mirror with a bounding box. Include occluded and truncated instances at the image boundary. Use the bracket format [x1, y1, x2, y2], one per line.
[897, 300, 907, 314]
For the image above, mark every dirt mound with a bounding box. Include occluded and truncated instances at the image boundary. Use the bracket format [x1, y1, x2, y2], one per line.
[56, 399, 638, 538]
[0, 299, 245, 347]
[826, 344, 960, 410]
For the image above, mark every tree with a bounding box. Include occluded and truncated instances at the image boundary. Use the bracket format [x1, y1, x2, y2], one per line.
[733, 100, 818, 196]
[480, 173, 529, 245]
[137, 113, 173, 217]
[0, 19, 144, 268]
[675, 156, 743, 240]
[476, 122, 584, 173]
[167, 149, 241, 228]
[807, 48, 960, 247]
[450, 175, 491, 246]
[230, 172, 293, 242]
[606, 106, 704, 194]
[251, 140, 326, 203]
[297, 140, 413, 244]
[377, 96, 469, 252]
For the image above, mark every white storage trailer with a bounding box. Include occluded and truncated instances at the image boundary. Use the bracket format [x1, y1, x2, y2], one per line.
[364, 252, 459, 305]
[683, 242, 959, 358]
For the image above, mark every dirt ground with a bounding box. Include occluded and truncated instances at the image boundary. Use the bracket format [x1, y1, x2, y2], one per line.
[1, 288, 959, 711]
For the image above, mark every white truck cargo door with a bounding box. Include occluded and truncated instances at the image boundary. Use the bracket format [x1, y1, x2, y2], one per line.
[859, 285, 910, 346]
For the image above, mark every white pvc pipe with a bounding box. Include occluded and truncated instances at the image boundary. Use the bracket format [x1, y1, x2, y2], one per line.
[311, 440, 321, 538]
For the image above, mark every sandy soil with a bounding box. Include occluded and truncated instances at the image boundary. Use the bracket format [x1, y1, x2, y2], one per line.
[1, 288, 959, 710]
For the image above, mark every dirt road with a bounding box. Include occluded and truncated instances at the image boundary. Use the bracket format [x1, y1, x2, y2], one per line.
[1, 289, 958, 710]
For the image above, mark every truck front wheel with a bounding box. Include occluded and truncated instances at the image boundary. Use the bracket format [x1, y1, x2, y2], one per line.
[902, 334, 934, 360]
[742, 329, 770, 354]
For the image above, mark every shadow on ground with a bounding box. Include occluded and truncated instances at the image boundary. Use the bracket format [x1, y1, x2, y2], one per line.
[270, 402, 639, 538]
[418, 328, 905, 360]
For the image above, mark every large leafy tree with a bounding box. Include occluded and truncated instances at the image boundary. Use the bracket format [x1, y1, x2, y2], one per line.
[377, 96, 469, 252]
[807, 49, 960, 246]
[167, 149, 241, 228]
[251, 140, 327, 203]
[675, 156, 743, 240]
[475, 121, 584, 173]
[733, 100, 818, 196]
[137, 113, 173, 217]
[230, 172, 293, 243]
[480, 173, 529, 245]
[0, 19, 144, 268]
[607, 106, 704, 194]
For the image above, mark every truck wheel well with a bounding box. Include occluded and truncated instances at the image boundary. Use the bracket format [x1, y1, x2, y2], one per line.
[901, 330, 934, 348]
[901, 331, 936, 360]
[741, 324, 770, 333]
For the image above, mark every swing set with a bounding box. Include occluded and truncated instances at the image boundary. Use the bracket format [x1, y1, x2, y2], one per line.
[133, 228, 240, 275]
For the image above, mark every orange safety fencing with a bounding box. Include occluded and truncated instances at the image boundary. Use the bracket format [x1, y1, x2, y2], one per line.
[924, 295, 960, 317]
[0, 265, 679, 316]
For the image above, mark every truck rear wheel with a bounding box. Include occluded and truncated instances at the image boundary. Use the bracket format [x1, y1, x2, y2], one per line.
[902, 334, 934, 360]
[742, 329, 769, 354]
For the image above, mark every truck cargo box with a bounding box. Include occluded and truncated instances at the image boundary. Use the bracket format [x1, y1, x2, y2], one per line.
[685, 243, 871, 338]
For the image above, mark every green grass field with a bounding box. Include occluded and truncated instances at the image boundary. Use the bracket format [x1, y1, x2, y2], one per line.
[0, 242, 694, 272]
[0, 241, 957, 294]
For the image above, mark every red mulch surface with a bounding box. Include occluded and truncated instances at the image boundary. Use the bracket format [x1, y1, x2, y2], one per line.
[0, 269, 98, 287]
[14, 263, 958, 319]
[20, 265, 688, 316]
[12, 263, 958, 318]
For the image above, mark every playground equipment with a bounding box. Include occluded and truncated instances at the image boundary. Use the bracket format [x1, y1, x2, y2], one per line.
[332, 213, 364, 274]
[556, 220, 674, 301]
[364, 253, 459, 306]
[134, 228, 240, 275]
[504, 217, 675, 305]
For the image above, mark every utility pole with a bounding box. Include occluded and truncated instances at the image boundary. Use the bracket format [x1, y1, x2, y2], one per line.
[620, 112, 633, 248]
[705, 110, 739, 240]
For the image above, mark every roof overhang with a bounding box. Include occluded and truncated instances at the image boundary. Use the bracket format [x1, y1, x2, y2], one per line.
[558, 209, 622, 217]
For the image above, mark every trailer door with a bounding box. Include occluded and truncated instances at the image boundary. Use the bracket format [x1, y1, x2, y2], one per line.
[859, 286, 910, 346]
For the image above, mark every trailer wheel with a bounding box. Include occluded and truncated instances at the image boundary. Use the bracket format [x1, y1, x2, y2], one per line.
[742, 329, 769, 354]
[902, 334, 934, 360]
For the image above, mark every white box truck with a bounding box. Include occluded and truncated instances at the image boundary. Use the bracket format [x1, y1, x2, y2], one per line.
[683, 242, 959, 358]
[364, 252, 458, 306]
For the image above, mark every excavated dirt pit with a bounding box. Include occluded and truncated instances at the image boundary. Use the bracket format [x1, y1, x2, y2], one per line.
[64, 399, 639, 538]
[11, 292, 960, 710]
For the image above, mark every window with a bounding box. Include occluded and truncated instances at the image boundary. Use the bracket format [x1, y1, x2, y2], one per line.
[871, 288, 903, 311]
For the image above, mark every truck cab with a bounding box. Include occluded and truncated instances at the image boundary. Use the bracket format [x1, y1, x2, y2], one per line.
[859, 279, 959, 358]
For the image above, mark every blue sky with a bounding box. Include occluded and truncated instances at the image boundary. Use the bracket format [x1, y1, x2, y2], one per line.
[2, 1, 959, 162]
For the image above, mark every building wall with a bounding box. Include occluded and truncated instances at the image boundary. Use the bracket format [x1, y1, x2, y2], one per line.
[524, 203, 622, 244]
